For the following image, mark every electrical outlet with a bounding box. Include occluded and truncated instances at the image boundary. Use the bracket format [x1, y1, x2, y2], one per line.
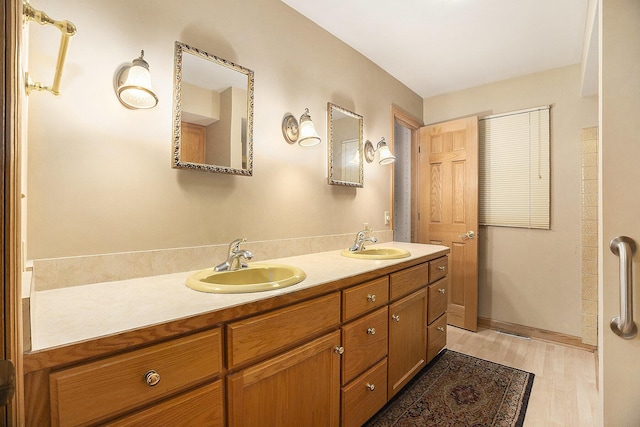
[384, 211, 390, 225]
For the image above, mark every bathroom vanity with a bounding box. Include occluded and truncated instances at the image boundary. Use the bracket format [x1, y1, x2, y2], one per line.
[23, 243, 448, 426]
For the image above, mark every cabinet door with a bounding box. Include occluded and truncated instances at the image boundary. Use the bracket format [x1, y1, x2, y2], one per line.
[227, 331, 341, 427]
[388, 289, 427, 399]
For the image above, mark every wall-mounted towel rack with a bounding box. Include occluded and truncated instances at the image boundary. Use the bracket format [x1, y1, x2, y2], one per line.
[23, 0, 76, 95]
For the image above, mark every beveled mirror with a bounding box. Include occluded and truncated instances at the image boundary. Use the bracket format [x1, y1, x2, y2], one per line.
[172, 41, 254, 175]
[327, 102, 363, 187]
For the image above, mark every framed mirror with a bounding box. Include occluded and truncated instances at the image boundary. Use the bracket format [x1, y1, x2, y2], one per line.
[172, 41, 254, 175]
[327, 103, 363, 187]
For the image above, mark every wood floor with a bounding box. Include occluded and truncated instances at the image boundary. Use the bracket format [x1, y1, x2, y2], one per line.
[447, 326, 599, 426]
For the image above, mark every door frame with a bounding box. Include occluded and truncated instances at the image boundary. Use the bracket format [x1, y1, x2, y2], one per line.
[2, 0, 24, 424]
[390, 105, 422, 242]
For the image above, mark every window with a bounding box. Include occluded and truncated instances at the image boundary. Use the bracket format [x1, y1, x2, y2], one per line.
[479, 106, 550, 229]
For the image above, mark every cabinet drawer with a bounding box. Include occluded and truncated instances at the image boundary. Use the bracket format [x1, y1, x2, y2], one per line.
[227, 292, 341, 369]
[427, 314, 447, 363]
[341, 307, 388, 385]
[390, 263, 429, 300]
[429, 256, 448, 283]
[342, 276, 389, 321]
[106, 381, 223, 427]
[50, 328, 222, 427]
[341, 358, 388, 427]
[427, 276, 448, 324]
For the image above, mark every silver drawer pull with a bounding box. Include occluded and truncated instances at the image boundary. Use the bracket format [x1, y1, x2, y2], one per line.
[437, 327, 445, 333]
[334, 346, 345, 355]
[366, 383, 376, 391]
[392, 314, 400, 322]
[367, 327, 376, 335]
[367, 294, 376, 302]
[438, 288, 446, 294]
[144, 370, 161, 387]
[438, 266, 446, 271]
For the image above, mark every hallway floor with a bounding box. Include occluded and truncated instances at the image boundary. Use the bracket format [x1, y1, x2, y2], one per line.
[447, 326, 599, 426]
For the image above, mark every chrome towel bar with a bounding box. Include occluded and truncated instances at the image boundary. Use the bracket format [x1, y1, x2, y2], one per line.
[610, 236, 637, 339]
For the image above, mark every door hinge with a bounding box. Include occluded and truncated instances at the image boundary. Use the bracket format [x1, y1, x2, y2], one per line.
[418, 145, 421, 154]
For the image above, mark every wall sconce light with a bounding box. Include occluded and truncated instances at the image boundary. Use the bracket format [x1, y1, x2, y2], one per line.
[364, 138, 396, 165]
[282, 108, 321, 146]
[114, 50, 158, 109]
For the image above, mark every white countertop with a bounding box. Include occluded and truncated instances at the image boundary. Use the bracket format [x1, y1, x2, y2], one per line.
[30, 242, 448, 351]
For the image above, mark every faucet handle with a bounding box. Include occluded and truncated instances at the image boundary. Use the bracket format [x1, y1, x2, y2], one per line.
[229, 237, 247, 252]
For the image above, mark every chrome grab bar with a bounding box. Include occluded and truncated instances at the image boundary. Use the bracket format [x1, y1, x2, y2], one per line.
[610, 236, 638, 339]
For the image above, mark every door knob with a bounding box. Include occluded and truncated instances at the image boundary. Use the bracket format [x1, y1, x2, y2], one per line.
[459, 230, 476, 240]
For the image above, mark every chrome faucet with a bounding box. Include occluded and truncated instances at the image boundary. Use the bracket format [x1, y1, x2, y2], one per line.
[349, 229, 378, 252]
[215, 238, 254, 272]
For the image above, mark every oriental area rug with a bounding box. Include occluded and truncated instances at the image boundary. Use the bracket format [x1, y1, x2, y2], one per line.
[365, 350, 535, 427]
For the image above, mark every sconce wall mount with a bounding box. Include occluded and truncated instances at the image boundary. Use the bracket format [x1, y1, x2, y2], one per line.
[282, 108, 321, 147]
[364, 137, 396, 165]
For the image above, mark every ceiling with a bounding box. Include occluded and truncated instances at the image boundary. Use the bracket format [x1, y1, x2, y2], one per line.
[281, 0, 593, 98]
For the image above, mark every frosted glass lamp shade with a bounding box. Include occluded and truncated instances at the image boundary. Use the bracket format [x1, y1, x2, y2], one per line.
[378, 144, 396, 165]
[116, 51, 158, 109]
[298, 114, 321, 146]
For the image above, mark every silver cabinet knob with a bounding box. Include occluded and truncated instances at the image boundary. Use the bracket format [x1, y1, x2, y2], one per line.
[367, 294, 376, 302]
[392, 314, 400, 322]
[367, 327, 376, 335]
[438, 288, 446, 294]
[334, 346, 345, 355]
[144, 370, 161, 387]
[366, 383, 375, 391]
[437, 326, 445, 333]
[438, 266, 446, 271]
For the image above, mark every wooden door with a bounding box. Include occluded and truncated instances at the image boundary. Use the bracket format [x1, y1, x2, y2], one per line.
[387, 288, 426, 398]
[226, 331, 341, 427]
[418, 117, 479, 331]
[180, 121, 206, 163]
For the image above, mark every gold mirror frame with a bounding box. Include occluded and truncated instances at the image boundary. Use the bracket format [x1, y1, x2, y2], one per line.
[172, 41, 254, 175]
[327, 102, 363, 187]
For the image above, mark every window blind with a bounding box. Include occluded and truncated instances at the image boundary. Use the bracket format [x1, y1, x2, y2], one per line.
[479, 106, 550, 229]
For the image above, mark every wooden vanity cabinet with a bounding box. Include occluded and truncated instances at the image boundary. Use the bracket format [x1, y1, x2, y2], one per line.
[226, 292, 342, 427]
[227, 331, 341, 427]
[48, 328, 223, 426]
[387, 288, 427, 398]
[105, 381, 223, 427]
[426, 264, 449, 363]
[25, 252, 450, 427]
[339, 277, 390, 427]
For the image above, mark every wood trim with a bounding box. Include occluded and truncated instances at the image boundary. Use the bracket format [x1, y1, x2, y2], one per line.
[390, 105, 423, 242]
[478, 317, 597, 352]
[3, 0, 24, 424]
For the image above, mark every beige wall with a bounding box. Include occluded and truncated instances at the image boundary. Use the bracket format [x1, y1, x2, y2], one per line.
[424, 65, 598, 336]
[24, 0, 421, 260]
